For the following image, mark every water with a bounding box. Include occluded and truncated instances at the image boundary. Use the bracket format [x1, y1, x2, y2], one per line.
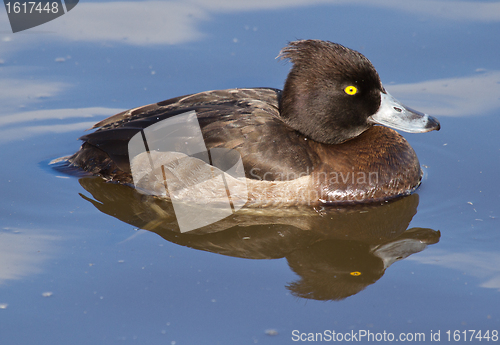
[1, 1, 499, 344]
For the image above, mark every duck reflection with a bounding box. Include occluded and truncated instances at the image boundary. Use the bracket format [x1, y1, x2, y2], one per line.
[78, 176, 439, 301]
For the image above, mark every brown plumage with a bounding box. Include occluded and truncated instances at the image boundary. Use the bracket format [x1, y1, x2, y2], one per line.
[68, 40, 439, 206]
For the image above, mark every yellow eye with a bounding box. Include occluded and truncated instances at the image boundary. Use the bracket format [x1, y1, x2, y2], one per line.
[344, 86, 358, 95]
[350, 271, 362, 276]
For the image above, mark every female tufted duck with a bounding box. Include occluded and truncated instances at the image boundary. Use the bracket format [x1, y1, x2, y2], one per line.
[68, 40, 440, 206]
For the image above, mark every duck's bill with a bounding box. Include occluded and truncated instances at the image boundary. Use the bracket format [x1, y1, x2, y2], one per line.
[368, 91, 440, 133]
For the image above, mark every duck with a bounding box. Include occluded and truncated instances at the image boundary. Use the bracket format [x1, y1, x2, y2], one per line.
[68, 39, 440, 206]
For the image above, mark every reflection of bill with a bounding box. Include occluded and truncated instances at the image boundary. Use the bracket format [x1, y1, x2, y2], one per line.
[4, 0, 79, 33]
[128, 110, 248, 233]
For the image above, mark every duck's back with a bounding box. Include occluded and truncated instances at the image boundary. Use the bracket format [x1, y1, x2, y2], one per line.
[71, 88, 315, 180]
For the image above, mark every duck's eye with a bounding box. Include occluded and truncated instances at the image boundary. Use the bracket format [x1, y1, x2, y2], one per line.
[350, 271, 362, 276]
[344, 86, 358, 95]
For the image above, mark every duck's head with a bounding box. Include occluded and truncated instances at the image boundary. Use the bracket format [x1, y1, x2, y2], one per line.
[278, 40, 440, 144]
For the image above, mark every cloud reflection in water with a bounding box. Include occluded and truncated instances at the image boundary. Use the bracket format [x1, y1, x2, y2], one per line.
[1, 0, 499, 47]
[0, 228, 59, 284]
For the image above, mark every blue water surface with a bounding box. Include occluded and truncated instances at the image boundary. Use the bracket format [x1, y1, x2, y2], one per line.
[0, 1, 499, 344]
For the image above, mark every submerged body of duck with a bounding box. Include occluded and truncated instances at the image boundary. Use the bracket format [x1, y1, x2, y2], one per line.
[69, 40, 440, 206]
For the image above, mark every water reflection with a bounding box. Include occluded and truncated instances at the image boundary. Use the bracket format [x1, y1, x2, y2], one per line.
[0, 78, 67, 113]
[408, 250, 500, 292]
[0, 0, 497, 91]
[77, 176, 440, 301]
[390, 70, 500, 117]
[2, 0, 498, 48]
[0, 107, 121, 144]
[0, 228, 59, 284]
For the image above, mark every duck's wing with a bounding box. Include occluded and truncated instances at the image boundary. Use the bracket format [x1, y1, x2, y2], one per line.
[70, 88, 318, 182]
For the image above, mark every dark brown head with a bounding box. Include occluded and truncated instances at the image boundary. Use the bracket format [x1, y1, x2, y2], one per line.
[278, 40, 440, 144]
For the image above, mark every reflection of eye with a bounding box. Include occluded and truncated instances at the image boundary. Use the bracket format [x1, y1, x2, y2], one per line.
[344, 86, 358, 95]
[350, 271, 362, 276]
